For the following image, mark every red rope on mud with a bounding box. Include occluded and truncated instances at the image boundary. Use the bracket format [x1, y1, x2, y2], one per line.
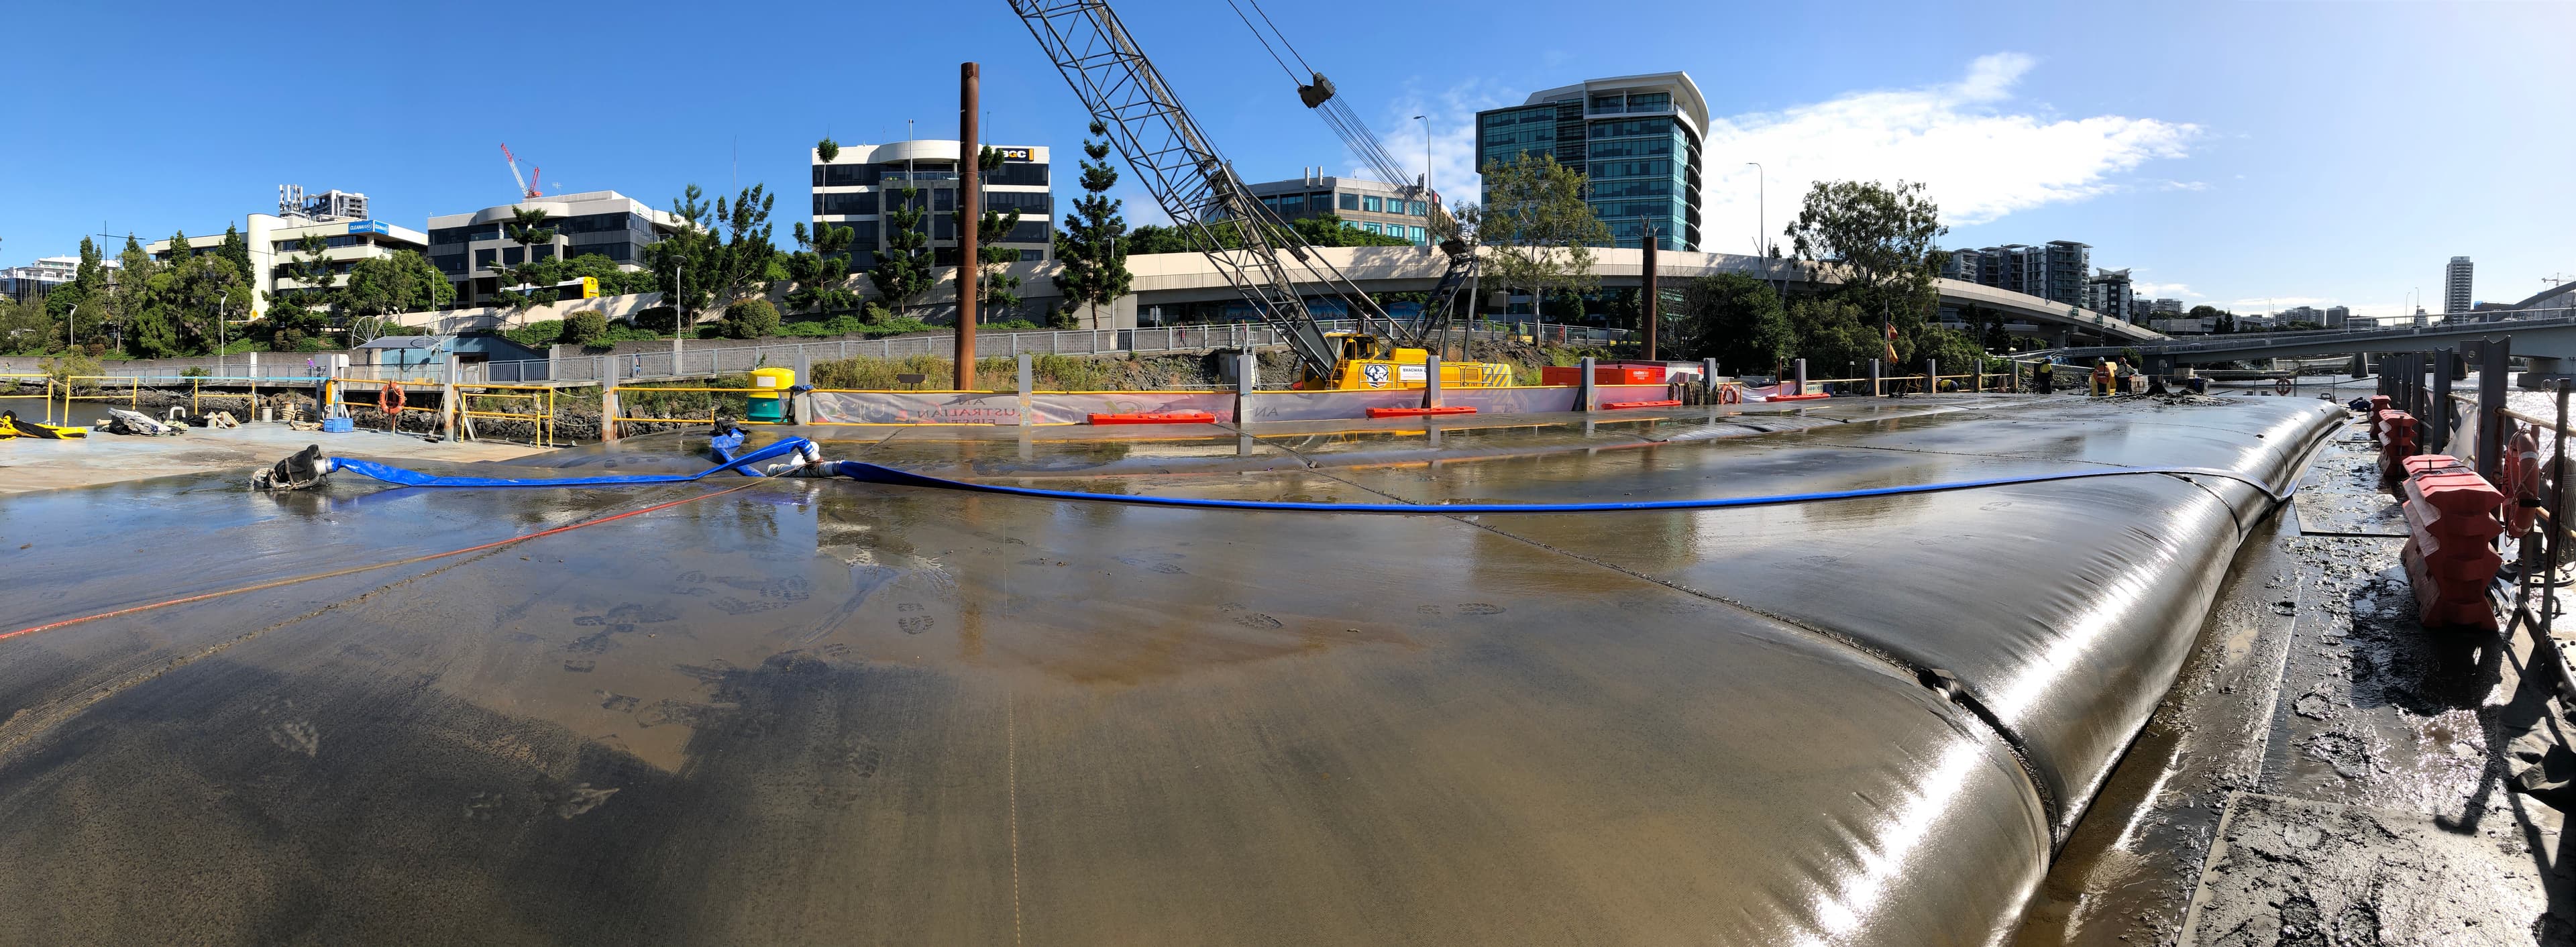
[0, 482, 763, 644]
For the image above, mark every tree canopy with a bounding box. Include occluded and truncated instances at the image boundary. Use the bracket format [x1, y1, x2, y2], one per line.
[1458, 153, 1610, 320]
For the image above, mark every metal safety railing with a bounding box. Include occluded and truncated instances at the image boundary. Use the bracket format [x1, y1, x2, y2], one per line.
[0, 374, 58, 424]
[608, 386, 759, 430]
[456, 384, 559, 447]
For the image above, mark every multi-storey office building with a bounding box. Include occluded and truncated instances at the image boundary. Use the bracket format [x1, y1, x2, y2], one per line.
[148, 214, 427, 312]
[425, 192, 683, 307]
[811, 141, 1053, 272]
[2445, 256, 2473, 317]
[1236, 172, 1433, 245]
[1474, 72, 1707, 251]
[1, 256, 96, 304]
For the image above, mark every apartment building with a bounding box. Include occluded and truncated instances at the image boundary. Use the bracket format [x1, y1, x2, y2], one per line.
[1474, 72, 1707, 250]
[1238, 170, 1434, 245]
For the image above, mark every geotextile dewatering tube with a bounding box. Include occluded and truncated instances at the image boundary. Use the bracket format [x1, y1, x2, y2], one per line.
[826, 460, 2296, 514]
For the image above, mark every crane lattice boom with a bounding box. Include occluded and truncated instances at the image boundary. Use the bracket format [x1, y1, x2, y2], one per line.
[1009, 0, 1407, 381]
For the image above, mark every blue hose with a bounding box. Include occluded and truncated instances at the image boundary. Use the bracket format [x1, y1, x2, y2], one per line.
[830, 459, 2289, 514]
[329, 438, 819, 488]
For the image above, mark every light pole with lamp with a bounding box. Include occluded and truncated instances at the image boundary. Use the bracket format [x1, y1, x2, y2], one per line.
[669, 254, 688, 370]
[1413, 113, 1432, 247]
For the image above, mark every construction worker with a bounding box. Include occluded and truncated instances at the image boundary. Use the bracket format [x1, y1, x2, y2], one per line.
[2035, 359, 2056, 394]
[2091, 359, 2115, 396]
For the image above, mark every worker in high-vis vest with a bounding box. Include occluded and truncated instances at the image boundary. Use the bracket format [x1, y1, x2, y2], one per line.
[2091, 359, 2115, 396]
[2035, 359, 2056, 394]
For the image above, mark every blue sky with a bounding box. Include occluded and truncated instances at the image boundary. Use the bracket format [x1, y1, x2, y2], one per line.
[4, 1, 2569, 319]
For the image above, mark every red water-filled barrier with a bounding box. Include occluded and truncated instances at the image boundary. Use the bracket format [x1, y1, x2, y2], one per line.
[2366, 396, 2392, 444]
[2396, 458, 2504, 631]
[2375, 410, 2420, 491]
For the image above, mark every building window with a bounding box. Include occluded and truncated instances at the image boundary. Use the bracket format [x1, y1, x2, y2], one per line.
[533, 245, 555, 262]
[1277, 194, 1304, 215]
[431, 254, 466, 274]
[1362, 196, 1383, 213]
[502, 247, 525, 266]
[1338, 192, 1359, 211]
[474, 248, 496, 270]
[933, 189, 956, 212]
[1019, 249, 1044, 262]
[1591, 94, 1625, 113]
[1364, 223, 1382, 235]
[820, 192, 878, 216]
[1627, 92, 1670, 111]
[1409, 226, 1426, 242]
[1409, 201, 1427, 216]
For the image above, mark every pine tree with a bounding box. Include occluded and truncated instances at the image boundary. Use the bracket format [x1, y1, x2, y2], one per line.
[1052, 120, 1132, 330]
[871, 183, 934, 319]
[973, 147, 1024, 319]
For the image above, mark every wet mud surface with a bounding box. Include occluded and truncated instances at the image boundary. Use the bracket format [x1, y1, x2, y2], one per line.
[0, 395, 2359, 945]
[2017, 421, 2576, 946]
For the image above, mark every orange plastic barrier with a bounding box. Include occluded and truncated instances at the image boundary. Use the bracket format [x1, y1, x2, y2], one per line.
[1366, 405, 1478, 418]
[1601, 399, 1682, 410]
[2397, 464, 2504, 631]
[1088, 410, 1217, 425]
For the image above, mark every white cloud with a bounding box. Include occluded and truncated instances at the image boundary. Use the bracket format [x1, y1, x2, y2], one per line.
[1699, 53, 2198, 252]
[2131, 280, 2198, 299]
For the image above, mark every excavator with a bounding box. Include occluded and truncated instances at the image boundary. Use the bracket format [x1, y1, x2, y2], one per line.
[1009, 0, 1513, 392]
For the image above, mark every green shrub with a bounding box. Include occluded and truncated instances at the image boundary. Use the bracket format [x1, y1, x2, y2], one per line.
[503, 319, 564, 348]
[721, 299, 781, 339]
[562, 311, 610, 345]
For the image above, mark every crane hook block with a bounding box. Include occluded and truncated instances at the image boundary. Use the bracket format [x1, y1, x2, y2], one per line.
[1297, 73, 1336, 109]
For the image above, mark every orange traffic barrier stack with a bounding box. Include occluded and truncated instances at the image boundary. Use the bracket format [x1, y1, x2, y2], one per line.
[2397, 463, 2504, 631]
[2375, 410, 2419, 488]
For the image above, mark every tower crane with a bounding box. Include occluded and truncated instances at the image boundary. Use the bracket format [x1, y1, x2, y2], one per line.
[1009, 0, 1507, 389]
[499, 144, 543, 201]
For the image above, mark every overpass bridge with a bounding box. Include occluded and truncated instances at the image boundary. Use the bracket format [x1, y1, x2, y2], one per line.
[2033, 305, 2576, 384]
[1105, 246, 2167, 345]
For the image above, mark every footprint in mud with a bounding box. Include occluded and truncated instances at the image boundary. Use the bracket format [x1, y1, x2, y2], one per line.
[713, 575, 813, 601]
[2305, 732, 2373, 779]
[1232, 612, 1284, 630]
[267, 720, 320, 757]
[898, 616, 936, 634]
[596, 691, 641, 712]
[464, 791, 508, 821]
[898, 602, 925, 613]
[710, 597, 790, 616]
[562, 659, 597, 673]
[1417, 604, 1444, 616]
[566, 630, 623, 653]
[540, 783, 621, 820]
[1454, 602, 1505, 616]
[1117, 555, 1187, 575]
[2293, 692, 2336, 720]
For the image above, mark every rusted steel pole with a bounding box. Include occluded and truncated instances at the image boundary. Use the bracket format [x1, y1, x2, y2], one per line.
[955, 62, 981, 390]
[1641, 221, 1659, 362]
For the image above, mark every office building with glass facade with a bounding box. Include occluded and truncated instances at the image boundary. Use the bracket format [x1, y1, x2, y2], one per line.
[425, 192, 683, 307]
[1474, 72, 1708, 251]
[811, 141, 1053, 272]
[1234, 172, 1434, 245]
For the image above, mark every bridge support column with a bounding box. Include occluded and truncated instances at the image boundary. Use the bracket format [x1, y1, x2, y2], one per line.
[2520, 355, 2572, 391]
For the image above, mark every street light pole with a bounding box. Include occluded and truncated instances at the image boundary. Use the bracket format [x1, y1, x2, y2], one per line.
[1414, 114, 1432, 244]
[671, 254, 688, 367]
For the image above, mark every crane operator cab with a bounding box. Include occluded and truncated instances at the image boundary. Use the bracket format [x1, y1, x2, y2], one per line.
[1301, 333, 1516, 390]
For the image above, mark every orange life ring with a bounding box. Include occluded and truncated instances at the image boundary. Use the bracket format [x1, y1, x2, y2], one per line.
[379, 383, 405, 417]
[2509, 424, 2542, 538]
[2275, 377, 2293, 396]
[1717, 384, 1742, 405]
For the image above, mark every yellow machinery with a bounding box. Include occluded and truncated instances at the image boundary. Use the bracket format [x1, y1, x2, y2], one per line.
[747, 366, 797, 422]
[1305, 334, 1513, 390]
